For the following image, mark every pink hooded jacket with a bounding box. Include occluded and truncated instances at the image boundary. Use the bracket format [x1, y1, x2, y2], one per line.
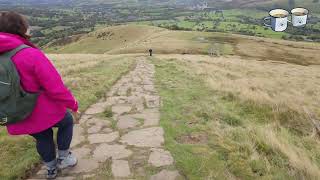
[0, 32, 78, 135]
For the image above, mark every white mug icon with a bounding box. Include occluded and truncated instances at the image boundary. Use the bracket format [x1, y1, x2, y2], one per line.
[291, 8, 309, 27]
[264, 9, 289, 32]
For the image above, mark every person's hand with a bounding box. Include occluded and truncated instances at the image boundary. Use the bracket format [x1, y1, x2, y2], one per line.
[71, 111, 81, 124]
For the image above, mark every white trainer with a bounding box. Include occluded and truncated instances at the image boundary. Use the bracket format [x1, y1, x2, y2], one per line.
[57, 152, 78, 169]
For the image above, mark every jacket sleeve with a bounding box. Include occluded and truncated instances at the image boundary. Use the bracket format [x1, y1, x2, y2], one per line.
[30, 49, 78, 112]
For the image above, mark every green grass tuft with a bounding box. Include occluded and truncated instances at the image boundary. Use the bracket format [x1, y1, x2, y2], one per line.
[103, 107, 114, 118]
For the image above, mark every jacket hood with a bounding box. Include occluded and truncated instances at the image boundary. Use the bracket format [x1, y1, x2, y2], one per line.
[0, 32, 37, 54]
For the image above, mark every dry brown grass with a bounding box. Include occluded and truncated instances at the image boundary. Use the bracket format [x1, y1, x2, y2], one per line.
[47, 25, 233, 55]
[49, 54, 114, 75]
[233, 35, 320, 66]
[48, 53, 140, 78]
[108, 30, 212, 55]
[257, 126, 320, 178]
[153, 54, 320, 178]
[157, 54, 320, 118]
[48, 25, 164, 54]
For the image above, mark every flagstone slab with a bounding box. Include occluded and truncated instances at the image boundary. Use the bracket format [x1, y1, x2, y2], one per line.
[144, 85, 156, 92]
[148, 148, 174, 167]
[102, 128, 113, 133]
[117, 115, 140, 129]
[120, 127, 164, 147]
[112, 104, 132, 115]
[93, 144, 133, 162]
[79, 114, 93, 123]
[86, 117, 111, 128]
[85, 102, 109, 115]
[63, 159, 99, 174]
[87, 125, 103, 134]
[73, 147, 91, 159]
[88, 132, 119, 144]
[144, 95, 160, 108]
[112, 160, 131, 178]
[131, 109, 160, 127]
[71, 125, 85, 148]
[150, 170, 181, 180]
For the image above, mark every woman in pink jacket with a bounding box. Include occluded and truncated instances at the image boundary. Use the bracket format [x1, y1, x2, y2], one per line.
[0, 12, 79, 179]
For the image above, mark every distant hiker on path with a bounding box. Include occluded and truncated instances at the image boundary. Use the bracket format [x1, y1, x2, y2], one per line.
[149, 49, 153, 56]
[0, 12, 80, 179]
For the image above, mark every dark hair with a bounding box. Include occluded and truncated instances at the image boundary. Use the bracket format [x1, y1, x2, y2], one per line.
[0, 11, 30, 39]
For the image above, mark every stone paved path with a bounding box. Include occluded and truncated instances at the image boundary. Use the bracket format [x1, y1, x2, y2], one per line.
[29, 58, 182, 180]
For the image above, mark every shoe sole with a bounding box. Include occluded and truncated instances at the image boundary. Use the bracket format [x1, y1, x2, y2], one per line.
[57, 160, 78, 170]
[46, 173, 58, 179]
[47, 176, 57, 180]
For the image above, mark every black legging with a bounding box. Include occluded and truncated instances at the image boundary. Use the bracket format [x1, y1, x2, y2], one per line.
[30, 112, 74, 162]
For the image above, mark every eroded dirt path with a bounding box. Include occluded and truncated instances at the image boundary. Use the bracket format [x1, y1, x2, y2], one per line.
[29, 58, 182, 180]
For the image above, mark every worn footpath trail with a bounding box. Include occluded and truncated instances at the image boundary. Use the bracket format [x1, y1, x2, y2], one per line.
[29, 58, 182, 180]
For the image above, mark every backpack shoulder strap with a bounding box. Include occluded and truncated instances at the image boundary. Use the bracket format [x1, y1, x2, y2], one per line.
[5, 45, 31, 58]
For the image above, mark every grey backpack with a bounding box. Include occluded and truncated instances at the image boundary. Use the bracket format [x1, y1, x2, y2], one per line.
[0, 45, 38, 126]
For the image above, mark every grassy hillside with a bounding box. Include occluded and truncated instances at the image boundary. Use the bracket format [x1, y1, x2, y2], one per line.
[152, 55, 320, 179]
[47, 25, 164, 54]
[48, 25, 320, 66]
[46, 25, 221, 54]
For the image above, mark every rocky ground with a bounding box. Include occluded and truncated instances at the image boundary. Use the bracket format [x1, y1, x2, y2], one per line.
[29, 58, 182, 180]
